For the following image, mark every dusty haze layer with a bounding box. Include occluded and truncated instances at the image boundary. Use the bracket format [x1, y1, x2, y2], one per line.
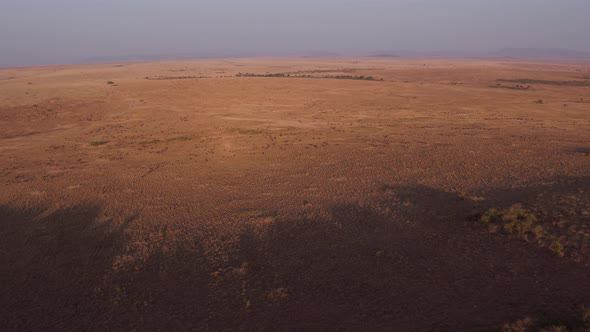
[2, 0, 590, 67]
[1, 58, 590, 330]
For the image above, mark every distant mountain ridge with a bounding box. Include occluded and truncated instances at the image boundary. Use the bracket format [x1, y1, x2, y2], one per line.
[491, 48, 590, 59]
[6, 48, 589, 68]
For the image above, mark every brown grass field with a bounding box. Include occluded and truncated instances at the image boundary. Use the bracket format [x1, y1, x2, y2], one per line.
[1, 57, 590, 331]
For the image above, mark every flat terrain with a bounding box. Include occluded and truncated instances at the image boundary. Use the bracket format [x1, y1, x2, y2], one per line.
[1, 57, 590, 331]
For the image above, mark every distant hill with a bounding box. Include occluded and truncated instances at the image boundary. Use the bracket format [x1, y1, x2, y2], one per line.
[367, 54, 400, 58]
[82, 52, 251, 64]
[491, 48, 590, 59]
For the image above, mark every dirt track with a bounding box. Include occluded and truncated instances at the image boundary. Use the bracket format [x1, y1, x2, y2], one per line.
[1, 58, 590, 330]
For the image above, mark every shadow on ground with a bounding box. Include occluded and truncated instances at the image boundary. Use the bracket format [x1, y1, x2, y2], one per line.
[0, 203, 130, 330]
[568, 147, 590, 156]
[1, 177, 590, 331]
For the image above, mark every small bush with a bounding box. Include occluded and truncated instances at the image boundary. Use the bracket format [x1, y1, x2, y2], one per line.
[502, 317, 534, 332]
[487, 224, 500, 233]
[90, 140, 109, 146]
[532, 225, 545, 240]
[550, 241, 565, 257]
[107, 81, 115, 85]
[480, 208, 500, 226]
[458, 191, 485, 202]
[267, 287, 289, 302]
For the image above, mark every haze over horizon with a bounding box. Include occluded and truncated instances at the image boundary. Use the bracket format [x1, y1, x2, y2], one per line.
[1, 0, 590, 67]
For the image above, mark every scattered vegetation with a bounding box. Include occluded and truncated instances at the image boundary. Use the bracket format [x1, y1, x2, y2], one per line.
[166, 136, 192, 142]
[140, 139, 163, 145]
[497, 79, 590, 87]
[479, 204, 537, 237]
[236, 72, 384, 81]
[490, 83, 531, 90]
[268, 68, 378, 75]
[139, 136, 192, 145]
[2, 131, 41, 139]
[89, 140, 109, 146]
[478, 192, 590, 261]
[267, 287, 289, 302]
[501, 308, 590, 332]
[326, 75, 383, 81]
[237, 72, 291, 78]
[502, 317, 535, 332]
[145, 76, 208, 80]
[458, 191, 469, 201]
[229, 128, 267, 135]
[457, 191, 485, 202]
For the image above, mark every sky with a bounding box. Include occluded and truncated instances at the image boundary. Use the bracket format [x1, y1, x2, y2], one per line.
[1, 0, 589, 67]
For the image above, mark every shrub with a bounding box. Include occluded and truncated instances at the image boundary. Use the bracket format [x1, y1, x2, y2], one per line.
[479, 204, 536, 237]
[267, 287, 289, 301]
[502, 317, 534, 332]
[500, 204, 537, 235]
[550, 241, 565, 257]
[532, 225, 545, 240]
[480, 208, 500, 226]
[90, 140, 109, 146]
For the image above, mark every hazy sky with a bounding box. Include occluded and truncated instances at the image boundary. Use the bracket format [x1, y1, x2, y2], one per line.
[1, 0, 589, 67]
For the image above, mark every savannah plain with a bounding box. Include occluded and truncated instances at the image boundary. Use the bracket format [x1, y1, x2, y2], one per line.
[1, 57, 590, 331]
